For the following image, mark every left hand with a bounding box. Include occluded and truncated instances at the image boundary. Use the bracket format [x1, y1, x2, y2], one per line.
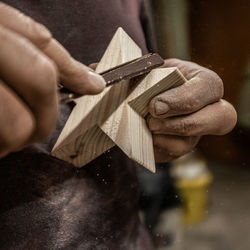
[147, 58, 237, 162]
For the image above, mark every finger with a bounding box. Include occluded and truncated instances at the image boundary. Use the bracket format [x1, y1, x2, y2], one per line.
[153, 135, 200, 163]
[0, 79, 35, 157]
[44, 40, 106, 94]
[154, 147, 176, 163]
[161, 58, 211, 80]
[89, 63, 98, 71]
[0, 2, 105, 95]
[150, 59, 224, 118]
[0, 2, 52, 48]
[148, 100, 237, 136]
[0, 24, 58, 142]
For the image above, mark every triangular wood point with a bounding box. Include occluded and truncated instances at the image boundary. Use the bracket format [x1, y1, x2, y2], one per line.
[52, 28, 186, 172]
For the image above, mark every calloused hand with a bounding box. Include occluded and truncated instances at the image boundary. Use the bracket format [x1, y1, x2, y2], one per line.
[0, 3, 106, 158]
[147, 59, 237, 162]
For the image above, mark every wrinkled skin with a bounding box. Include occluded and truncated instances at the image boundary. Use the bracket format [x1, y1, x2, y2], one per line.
[147, 59, 237, 162]
[0, 2, 237, 250]
[0, 3, 105, 158]
[0, 3, 237, 161]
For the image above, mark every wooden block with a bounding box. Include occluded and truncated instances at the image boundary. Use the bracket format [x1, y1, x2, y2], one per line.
[52, 28, 186, 172]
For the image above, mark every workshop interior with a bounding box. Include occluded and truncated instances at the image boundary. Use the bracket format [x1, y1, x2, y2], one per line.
[139, 0, 250, 249]
[0, 0, 249, 249]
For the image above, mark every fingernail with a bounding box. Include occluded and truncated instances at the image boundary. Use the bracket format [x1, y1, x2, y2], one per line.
[88, 71, 106, 91]
[148, 118, 161, 131]
[155, 101, 169, 115]
[35, 23, 52, 39]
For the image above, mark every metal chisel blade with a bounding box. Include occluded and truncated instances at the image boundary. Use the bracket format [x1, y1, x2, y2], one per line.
[59, 53, 164, 103]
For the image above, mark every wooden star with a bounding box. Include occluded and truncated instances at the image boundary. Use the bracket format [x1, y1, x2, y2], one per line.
[52, 28, 186, 172]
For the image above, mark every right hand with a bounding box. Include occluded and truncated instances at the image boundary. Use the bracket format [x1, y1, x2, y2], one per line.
[0, 2, 106, 158]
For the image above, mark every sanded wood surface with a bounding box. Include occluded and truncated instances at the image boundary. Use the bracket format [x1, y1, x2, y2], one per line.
[52, 28, 186, 172]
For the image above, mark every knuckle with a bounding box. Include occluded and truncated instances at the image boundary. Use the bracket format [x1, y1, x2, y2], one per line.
[178, 119, 196, 136]
[0, 2, 9, 12]
[172, 93, 193, 113]
[164, 58, 182, 67]
[0, 24, 10, 42]
[207, 71, 224, 100]
[0, 111, 34, 150]
[33, 22, 52, 49]
[0, 2, 52, 49]
[40, 58, 58, 86]
[213, 73, 224, 98]
[32, 57, 58, 101]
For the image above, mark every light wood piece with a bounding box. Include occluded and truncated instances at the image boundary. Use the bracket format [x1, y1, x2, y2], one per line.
[52, 28, 186, 172]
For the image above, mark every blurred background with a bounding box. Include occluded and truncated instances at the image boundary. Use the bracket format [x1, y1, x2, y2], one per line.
[139, 0, 250, 249]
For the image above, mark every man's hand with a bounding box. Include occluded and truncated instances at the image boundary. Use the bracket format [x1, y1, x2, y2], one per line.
[147, 59, 237, 162]
[0, 3, 106, 158]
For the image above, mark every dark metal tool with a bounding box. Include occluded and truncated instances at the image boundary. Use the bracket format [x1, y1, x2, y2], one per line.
[59, 53, 164, 103]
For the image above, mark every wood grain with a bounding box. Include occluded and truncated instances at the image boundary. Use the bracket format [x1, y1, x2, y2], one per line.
[52, 28, 186, 172]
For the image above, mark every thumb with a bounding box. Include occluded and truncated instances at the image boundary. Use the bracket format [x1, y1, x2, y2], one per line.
[0, 2, 105, 95]
[43, 39, 106, 95]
